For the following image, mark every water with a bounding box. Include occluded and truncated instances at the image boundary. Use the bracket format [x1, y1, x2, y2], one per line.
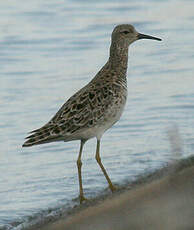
[1, 0, 194, 229]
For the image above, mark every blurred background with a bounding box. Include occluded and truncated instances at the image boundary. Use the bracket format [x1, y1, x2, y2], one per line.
[0, 0, 194, 229]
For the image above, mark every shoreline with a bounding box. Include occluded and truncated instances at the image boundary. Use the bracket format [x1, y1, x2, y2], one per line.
[26, 155, 194, 230]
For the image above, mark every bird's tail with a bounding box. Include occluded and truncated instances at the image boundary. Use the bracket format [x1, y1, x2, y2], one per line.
[22, 125, 60, 147]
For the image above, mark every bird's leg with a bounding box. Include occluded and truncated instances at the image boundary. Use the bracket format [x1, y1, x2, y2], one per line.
[95, 139, 116, 192]
[77, 140, 87, 203]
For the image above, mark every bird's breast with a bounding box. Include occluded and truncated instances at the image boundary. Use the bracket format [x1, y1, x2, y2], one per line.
[93, 87, 127, 139]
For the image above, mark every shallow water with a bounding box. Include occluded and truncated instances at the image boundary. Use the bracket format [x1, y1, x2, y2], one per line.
[1, 0, 194, 229]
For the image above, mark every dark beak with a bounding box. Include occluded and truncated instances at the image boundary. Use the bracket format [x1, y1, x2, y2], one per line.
[138, 33, 162, 41]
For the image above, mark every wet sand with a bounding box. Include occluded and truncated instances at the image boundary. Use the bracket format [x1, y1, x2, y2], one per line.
[34, 156, 194, 230]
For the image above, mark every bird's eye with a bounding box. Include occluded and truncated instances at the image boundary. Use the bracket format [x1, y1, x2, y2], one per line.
[122, 31, 129, 34]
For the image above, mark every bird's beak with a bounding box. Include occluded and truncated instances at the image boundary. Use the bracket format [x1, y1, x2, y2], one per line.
[137, 33, 162, 41]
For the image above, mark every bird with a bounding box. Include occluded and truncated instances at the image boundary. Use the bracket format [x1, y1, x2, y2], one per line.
[23, 24, 161, 203]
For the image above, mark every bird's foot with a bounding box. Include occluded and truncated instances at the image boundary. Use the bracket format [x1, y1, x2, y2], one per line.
[109, 184, 117, 192]
[79, 195, 88, 204]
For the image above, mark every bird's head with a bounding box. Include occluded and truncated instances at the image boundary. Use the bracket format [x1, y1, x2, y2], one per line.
[111, 24, 161, 48]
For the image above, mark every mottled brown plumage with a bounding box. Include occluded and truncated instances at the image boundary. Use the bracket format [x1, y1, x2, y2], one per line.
[23, 24, 161, 203]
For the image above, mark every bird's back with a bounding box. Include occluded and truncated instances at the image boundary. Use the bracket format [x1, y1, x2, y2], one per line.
[23, 62, 127, 147]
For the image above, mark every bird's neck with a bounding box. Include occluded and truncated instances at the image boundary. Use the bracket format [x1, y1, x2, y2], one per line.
[108, 42, 129, 75]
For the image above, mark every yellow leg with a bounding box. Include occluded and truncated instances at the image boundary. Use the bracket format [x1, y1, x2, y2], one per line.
[95, 139, 116, 192]
[77, 140, 87, 203]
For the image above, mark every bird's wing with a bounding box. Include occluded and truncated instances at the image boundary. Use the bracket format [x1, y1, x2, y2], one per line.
[23, 81, 115, 146]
